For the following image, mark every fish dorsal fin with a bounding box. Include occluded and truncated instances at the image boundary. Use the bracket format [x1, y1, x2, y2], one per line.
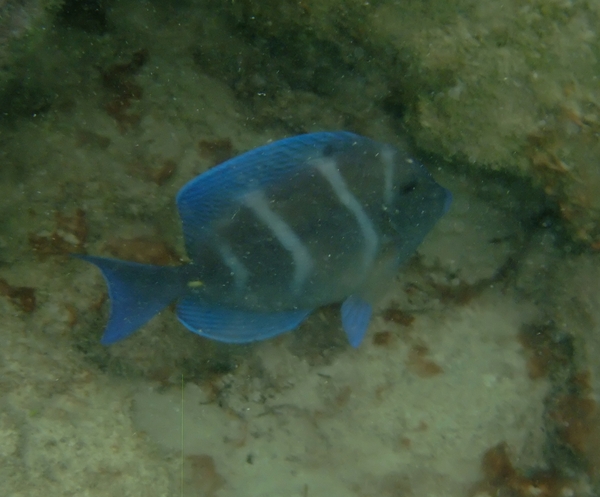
[176, 295, 312, 343]
[176, 132, 360, 255]
[341, 295, 373, 347]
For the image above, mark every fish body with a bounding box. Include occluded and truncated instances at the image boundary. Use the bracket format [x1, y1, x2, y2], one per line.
[78, 132, 451, 347]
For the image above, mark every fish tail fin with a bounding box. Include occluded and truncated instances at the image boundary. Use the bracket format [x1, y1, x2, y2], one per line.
[74, 255, 188, 345]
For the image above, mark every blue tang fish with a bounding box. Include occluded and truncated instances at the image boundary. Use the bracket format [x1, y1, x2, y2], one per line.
[77, 132, 451, 347]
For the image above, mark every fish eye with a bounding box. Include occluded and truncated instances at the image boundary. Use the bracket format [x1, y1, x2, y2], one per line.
[322, 143, 335, 157]
[401, 180, 418, 194]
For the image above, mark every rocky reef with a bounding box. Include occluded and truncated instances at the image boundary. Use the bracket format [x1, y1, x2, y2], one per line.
[2, 1, 600, 495]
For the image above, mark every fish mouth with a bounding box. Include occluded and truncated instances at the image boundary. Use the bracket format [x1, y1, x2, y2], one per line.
[443, 188, 453, 214]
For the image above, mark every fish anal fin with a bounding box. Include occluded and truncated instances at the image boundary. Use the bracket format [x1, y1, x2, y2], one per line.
[177, 296, 312, 343]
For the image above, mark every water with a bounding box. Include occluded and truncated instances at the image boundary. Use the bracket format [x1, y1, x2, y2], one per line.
[1, 1, 599, 496]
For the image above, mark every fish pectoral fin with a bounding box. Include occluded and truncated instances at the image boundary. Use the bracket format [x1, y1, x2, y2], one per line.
[341, 295, 373, 348]
[176, 296, 312, 343]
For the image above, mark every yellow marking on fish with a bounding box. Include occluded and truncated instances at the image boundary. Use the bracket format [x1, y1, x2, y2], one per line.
[187, 280, 203, 288]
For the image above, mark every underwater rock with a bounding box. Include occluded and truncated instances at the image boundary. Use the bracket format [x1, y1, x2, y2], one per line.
[214, 0, 600, 244]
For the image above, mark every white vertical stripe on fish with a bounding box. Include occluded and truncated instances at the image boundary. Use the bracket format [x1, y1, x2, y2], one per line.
[314, 157, 379, 272]
[381, 145, 396, 206]
[243, 190, 313, 293]
[217, 242, 249, 292]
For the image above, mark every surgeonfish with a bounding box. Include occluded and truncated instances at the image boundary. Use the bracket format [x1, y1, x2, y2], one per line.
[76, 132, 451, 347]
